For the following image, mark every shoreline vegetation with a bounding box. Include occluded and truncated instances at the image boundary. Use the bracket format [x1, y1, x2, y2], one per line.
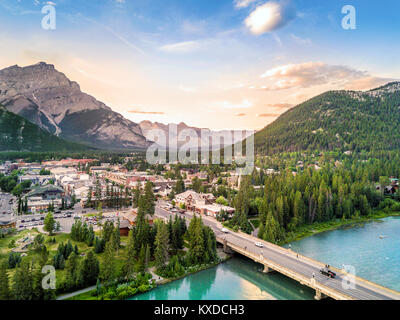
[64, 250, 231, 300]
[281, 210, 400, 245]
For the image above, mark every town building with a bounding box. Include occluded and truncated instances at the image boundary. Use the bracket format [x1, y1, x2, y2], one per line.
[175, 190, 235, 217]
[0, 217, 16, 230]
[24, 185, 65, 213]
[120, 209, 155, 227]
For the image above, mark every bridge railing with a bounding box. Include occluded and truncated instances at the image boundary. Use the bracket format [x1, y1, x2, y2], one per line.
[219, 237, 355, 300]
[231, 231, 400, 298]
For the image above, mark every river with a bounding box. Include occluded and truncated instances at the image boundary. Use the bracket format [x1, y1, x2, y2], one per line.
[131, 216, 400, 300]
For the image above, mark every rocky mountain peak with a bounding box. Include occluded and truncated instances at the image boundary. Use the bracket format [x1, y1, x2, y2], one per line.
[0, 62, 149, 150]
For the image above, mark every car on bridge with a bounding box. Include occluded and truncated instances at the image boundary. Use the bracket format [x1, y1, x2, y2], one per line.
[319, 268, 336, 279]
[255, 242, 264, 248]
[221, 228, 229, 233]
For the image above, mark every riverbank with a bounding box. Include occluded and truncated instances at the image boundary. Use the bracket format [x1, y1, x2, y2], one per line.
[131, 256, 316, 300]
[281, 210, 400, 245]
[63, 249, 231, 300]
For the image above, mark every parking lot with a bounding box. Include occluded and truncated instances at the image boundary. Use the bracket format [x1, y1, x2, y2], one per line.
[0, 192, 15, 215]
[17, 210, 122, 233]
[17, 212, 76, 232]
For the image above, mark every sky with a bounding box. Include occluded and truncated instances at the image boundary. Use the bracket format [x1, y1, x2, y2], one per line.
[0, 0, 399, 130]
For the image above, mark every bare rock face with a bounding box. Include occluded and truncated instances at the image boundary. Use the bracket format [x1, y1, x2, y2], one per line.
[0, 62, 149, 150]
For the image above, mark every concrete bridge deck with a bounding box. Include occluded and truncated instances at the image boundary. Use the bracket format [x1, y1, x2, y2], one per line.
[155, 205, 400, 300]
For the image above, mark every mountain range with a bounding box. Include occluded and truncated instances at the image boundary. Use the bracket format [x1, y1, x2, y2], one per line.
[1, 62, 400, 155]
[139, 120, 253, 150]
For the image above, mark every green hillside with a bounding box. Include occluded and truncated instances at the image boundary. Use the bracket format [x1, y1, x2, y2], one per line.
[0, 105, 92, 152]
[254, 82, 400, 155]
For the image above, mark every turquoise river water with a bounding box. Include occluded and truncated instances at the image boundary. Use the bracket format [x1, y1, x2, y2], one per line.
[131, 216, 400, 300]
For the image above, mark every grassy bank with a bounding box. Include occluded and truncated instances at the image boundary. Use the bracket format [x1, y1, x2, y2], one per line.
[281, 210, 400, 245]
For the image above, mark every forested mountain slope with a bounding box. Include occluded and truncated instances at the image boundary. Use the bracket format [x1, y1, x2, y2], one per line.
[0, 104, 90, 152]
[254, 82, 400, 154]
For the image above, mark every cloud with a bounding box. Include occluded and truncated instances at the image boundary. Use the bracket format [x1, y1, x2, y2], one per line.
[290, 34, 312, 45]
[220, 99, 253, 109]
[128, 110, 165, 115]
[181, 20, 207, 35]
[159, 40, 203, 53]
[266, 103, 293, 109]
[235, 113, 247, 117]
[85, 17, 145, 56]
[178, 85, 198, 93]
[345, 76, 397, 91]
[260, 62, 370, 90]
[257, 113, 280, 117]
[234, 0, 257, 8]
[244, 0, 296, 35]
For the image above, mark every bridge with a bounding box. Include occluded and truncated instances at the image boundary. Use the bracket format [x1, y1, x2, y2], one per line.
[155, 205, 400, 300]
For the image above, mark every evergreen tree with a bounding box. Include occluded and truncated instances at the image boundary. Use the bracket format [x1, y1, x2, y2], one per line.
[154, 222, 169, 270]
[94, 236, 105, 254]
[12, 260, 34, 300]
[100, 237, 116, 285]
[188, 215, 205, 264]
[137, 244, 146, 273]
[124, 230, 136, 278]
[0, 262, 10, 300]
[132, 186, 140, 208]
[81, 250, 100, 286]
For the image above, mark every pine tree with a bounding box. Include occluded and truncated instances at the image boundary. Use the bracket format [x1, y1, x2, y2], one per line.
[81, 250, 100, 286]
[144, 181, 155, 215]
[263, 211, 281, 244]
[124, 230, 136, 278]
[188, 215, 205, 264]
[114, 219, 121, 252]
[0, 262, 10, 300]
[137, 244, 146, 273]
[132, 186, 140, 208]
[154, 222, 169, 270]
[94, 237, 105, 254]
[12, 260, 34, 300]
[100, 237, 116, 285]
[65, 252, 80, 290]
[144, 244, 151, 272]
